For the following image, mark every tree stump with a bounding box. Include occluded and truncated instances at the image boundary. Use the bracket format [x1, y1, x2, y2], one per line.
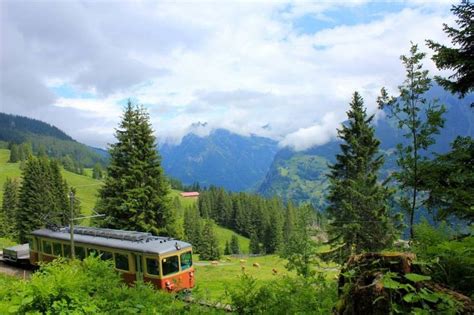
[335, 252, 474, 315]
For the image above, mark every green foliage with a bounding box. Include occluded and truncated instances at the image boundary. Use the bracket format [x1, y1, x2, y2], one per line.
[327, 92, 398, 260]
[199, 187, 287, 254]
[16, 157, 71, 242]
[249, 232, 261, 254]
[0, 177, 19, 239]
[381, 271, 460, 314]
[92, 163, 103, 179]
[378, 43, 446, 239]
[0, 113, 106, 168]
[0, 256, 193, 314]
[283, 204, 318, 278]
[96, 102, 172, 235]
[199, 219, 221, 261]
[227, 273, 337, 314]
[426, 1, 474, 99]
[230, 234, 240, 255]
[412, 221, 474, 296]
[420, 136, 474, 223]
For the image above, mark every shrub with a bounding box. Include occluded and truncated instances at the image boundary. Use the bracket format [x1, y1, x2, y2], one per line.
[227, 273, 338, 314]
[413, 221, 474, 297]
[0, 256, 205, 314]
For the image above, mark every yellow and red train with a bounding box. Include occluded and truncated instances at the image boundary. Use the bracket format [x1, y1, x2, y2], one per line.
[27, 226, 194, 291]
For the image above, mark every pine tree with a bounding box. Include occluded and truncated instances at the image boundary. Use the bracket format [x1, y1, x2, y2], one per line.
[0, 178, 20, 238]
[327, 92, 397, 260]
[96, 102, 171, 234]
[378, 44, 445, 239]
[426, 1, 474, 100]
[284, 204, 317, 278]
[17, 157, 69, 242]
[230, 234, 240, 254]
[421, 136, 474, 223]
[92, 163, 103, 179]
[224, 240, 231, 255]
[249, 231, 260, 254]
[9, 144, 19, 163]
[199, 219, 221, 261]
[184, 205, 203, 252]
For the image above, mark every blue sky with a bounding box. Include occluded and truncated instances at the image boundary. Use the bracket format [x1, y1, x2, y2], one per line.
[1, 0, 455, 149]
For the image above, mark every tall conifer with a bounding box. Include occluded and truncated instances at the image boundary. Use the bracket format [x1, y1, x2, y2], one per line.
[17, 157, 69, 242]
[0, 178, 20, 238]
[326, 92, 396, 260]
[96, 102, 171, 234]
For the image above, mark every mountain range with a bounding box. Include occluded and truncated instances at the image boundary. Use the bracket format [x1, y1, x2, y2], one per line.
[1, 87, 472, 204]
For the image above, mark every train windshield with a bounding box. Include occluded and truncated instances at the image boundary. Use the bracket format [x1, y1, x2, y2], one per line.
[180, 251, 192, 270]
[162, 256, 179, 276]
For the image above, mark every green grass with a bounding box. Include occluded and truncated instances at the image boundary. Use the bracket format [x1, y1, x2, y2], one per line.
[214, 226, 250, 254]
[0, 237, 16, 249]
[193, 254, 292, 301]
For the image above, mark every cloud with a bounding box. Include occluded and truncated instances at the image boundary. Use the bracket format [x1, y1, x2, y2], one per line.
[0, 1, 454, 150]
[279, 112, 342, 151]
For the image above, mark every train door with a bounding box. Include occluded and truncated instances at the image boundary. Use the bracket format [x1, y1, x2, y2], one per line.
[133, 253, 144, 282]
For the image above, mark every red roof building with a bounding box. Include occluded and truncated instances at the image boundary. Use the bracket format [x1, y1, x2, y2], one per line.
[180, 192, 200, 198]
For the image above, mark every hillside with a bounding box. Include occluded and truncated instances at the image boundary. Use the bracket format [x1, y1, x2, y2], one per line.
[0, 113, 107, 167]
[0, 148, 249, 252]
[160, 129, 278, 191]
[259, 88, 474, 207]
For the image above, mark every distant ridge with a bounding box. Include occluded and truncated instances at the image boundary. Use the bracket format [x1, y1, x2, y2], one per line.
[0, 112, 107, 167]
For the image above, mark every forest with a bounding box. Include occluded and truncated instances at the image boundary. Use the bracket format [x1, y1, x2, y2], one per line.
[0, 2, 473, 314]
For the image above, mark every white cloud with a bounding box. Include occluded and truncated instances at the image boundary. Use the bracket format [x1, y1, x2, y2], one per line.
[0, 1, 454, 150]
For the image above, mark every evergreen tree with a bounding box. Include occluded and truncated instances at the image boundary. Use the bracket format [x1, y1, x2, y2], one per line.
[183, 205, 203, 252]
[283, 201, 296, 244]
[249, 231, 261, 254]
[326, 92, 397, 260]
[96, 102, 171, 235]
[0, 178, 20, 238]
[378, 44, 446, 239]
[224, 240, 231, 255]
[421, 136, 474, 223]
[17, 157, 69, 242]
[9, 144, 19, 163]
[426, 1, 474, 100]
[92, 163, 104, 179]
[230, 234, 240, 254]
[199, 219, 221, 261]
[284, 204, 317, 278]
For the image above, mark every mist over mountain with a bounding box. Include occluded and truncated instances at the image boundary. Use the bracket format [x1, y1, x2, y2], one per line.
[258, 88, 474, 207]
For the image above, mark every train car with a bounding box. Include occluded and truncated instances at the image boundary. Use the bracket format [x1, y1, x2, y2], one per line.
[29, 226, 194, 291]
[2, 243, 30, 265]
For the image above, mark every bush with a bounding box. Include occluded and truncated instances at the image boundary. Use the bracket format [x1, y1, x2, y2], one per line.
[413, 221, 474, 297]
[0, 256, 205, 314]
[227, 273, 338, 314]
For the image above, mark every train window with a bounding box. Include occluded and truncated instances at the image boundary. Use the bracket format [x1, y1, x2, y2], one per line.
[53, 243, 62, 256]
[180, 251, 192, 270]
[75, 246, 86, 260]
[162, 256, 179, 276]
[146, 258, 159, 276]
[100, 251, 113, 261]
[43, 240, 52, 255]
[115, 253, 129, 271]
[63, 244, 71, 258]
